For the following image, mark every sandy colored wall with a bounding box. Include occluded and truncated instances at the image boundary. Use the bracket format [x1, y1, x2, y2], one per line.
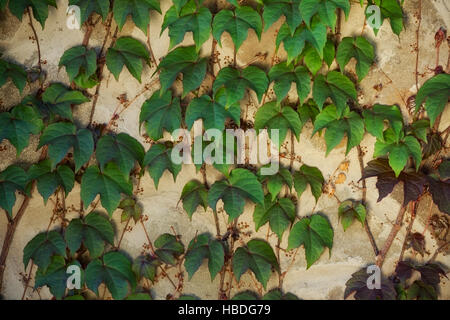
[0, 0, 449, 299]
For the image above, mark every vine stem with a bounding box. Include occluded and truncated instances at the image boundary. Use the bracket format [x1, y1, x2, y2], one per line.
[376, 204, 409, 267]
[357, 145, 379, 256]
[146, 23, 159, 68]
[398, 201, 417, 263]
[27, 8, 43, 90]
[140, 219, 177, 290]
[415, 0, 422, 92]
[0, 148, 47, 294]
[89, 26, 119, 125]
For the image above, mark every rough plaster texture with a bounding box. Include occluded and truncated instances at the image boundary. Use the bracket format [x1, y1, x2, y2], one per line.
[0, 0, 449, 300]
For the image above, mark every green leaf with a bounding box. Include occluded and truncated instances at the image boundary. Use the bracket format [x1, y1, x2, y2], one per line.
[276, 18, 327, 64]
[96, 132, 145, 175]
[338, 200, 366, 231]
[28, 160, 74, 204]
[300, 0, 350, 29]
[126, 292, 152, 300]
[42, 84, 90, 120]
[298, 99, 320, 129]
[292, 164, 324, 202]
[287, 214, 333, 268]
[118, 197, 143, 222]
[263, 289, 299, 300]
[85, 251, 136, 300]
[180, 180, 208, 219]
[408, 119, 429, 142]
[254, 102, 302, 145]
[302, 45, 322, 75]
[262, 0, 302, 34]
[113, 0, 161, 34]
[162, 0, 212, 51]
[140, 89, 181, 141]
[23, 230, 66, 270]
[59, 46, 97, 83]
[0, 165, 28, 216]
[65, 211, 114, 258]
[212, 6, 262, 51]
[232, 239, 279, 289]
[38, 122, 94, 171]
[35, 257, 82, 300]
[362, 104, 403, 141]
[69, 0, 110, 24]
[336, 36, 375, 80]
[253, 195, 296, 239]
[142, 143, 182, 188]
[323, 39, 335, 67]
[0, 105, 43, 156]
[80, 163, 133, 216]
[190, 132, 236, 176]
[184, 233, 224, 280]
[213, 66, 268, 107]
[415, 73, 450, 126]
[157, 46, 207, 97]
[0, 58, 27, 92]
[8, 0, 57, 28]
[106, 37, 150, 82]
[312, 71, 357, 116]
[268, 62, 310, 103]
[373, 129, 422, 176]
[154, 233, 184, 265]
[186, 89, 241, 131]
[407, 280, 437, 300]
[132, 255, 161, 282]
[313, 105, 364, 155]
[208, 168, 264, 220]
[258, 167, 293, 201]
[232, 291, 259, 300]
[367, 0, 403, 36]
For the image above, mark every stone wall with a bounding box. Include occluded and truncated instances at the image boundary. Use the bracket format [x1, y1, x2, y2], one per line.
[0, 0, 449, 300]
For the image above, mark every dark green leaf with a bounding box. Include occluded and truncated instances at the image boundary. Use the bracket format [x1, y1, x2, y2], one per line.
[180, 180, 208, 219]
[23, 230, 66, 270]
[212, 6, 262, 51]
[42, 84, 90, 120]
[336, 36, 375, 80]
[59, 46, 97, 83]
[139, 89, 181, 140]
[208, 168, 264, 220]
[292, 164, 324, 202]
[96, 132, 145, 175]
[69, 0, 110, 24]
[268, 62, 310, 103]
[338, 200, 366, 231]
[38, 122, 94, 171]
[8, 0, 57, 28]
[106, 37, 150, 82]
[0, 105, 43, 155]
[0, 58, 27, 92]
[232, 239, 279, 289]
[113, 0, 161, 34]
[415, 73, 450, 126]
[85, 251, 136, 300]
[80, 163, 133, 215]
[184, 233, 224, 280]
[157, 46, 207, 97]
[142, 143, 182, 188]
[287, 214, 333, 268]
[0, 165, 28, 216]
[65, 211, 114, 258]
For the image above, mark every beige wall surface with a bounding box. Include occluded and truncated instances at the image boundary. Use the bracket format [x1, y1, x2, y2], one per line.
[0, 0, 449, 300]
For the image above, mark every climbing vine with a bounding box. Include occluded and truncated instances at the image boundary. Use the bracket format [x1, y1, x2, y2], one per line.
[0, 0, 449, 300]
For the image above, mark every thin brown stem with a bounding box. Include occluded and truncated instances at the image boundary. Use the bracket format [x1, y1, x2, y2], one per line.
[398, 201, 417, 262]
[27, 8, 43, 90]
[376, 204, 408, 267]
[415, 0, 422, 91]
[146, 23, 159, 68]
[357, 145, 379, 256]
